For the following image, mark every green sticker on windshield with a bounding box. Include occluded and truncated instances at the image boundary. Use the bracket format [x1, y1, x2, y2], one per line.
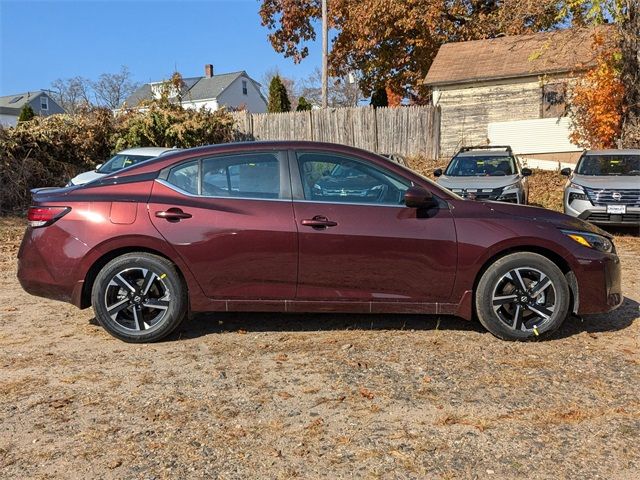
[610, 160, 620, 164]
[477, 161, 484, 165]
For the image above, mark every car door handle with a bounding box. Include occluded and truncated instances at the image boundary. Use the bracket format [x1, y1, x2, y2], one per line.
[155, 208, 192, 221]
[301, 216, 338, 229]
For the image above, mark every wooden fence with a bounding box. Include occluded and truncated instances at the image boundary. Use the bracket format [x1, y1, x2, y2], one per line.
[230, 105, 440, 158]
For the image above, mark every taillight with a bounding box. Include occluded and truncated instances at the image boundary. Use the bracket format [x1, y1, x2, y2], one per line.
[27, 206, 70, 228]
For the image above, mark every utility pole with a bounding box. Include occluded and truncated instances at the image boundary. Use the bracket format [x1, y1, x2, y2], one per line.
[321, 0, 328, 109]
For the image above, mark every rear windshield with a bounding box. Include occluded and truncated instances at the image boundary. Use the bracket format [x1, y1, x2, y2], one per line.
[575, 154, 640, 176]
[445, 155, 517, 176]
[97, 154, 154, 174]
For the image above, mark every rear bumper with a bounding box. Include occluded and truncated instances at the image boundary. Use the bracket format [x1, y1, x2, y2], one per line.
[17, 226, 85, 307]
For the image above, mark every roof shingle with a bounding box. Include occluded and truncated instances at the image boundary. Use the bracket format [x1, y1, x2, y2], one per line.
[424, 26, 614, 87]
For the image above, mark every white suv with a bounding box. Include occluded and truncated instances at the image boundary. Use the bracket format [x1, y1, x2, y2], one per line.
[562, 149, 640, 227]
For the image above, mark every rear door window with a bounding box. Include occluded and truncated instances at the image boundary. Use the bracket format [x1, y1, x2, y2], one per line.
[164, 152, 286, 199]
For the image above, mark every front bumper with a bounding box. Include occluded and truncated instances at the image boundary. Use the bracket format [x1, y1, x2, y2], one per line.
[564, 190, 640, 226]
[573, 250, 623, 315]
[446, 186, 525, 204]
[565, 201, 640, 225]
[578, 208, 640, 226]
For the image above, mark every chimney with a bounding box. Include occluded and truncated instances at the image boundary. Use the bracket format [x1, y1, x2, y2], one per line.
[204, 64, 214, 78]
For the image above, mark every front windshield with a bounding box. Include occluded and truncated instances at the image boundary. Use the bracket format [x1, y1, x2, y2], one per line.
[445, 155, 517, 177]
[575, 154, 640, 176]
[97, 154, 154, 174]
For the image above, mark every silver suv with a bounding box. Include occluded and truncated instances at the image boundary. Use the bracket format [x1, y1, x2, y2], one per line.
[562, 149, 640, 226]
[434, 146, 531, 204]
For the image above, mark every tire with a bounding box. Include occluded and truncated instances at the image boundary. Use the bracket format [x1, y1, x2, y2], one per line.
[475, 252, 570, 341]
[91, 253, 187, 343]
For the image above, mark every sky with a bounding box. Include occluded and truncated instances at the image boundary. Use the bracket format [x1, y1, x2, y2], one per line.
[0, 0, 325, 96]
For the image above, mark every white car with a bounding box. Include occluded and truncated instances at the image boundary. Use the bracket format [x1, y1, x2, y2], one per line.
[67, 147, 180, 186]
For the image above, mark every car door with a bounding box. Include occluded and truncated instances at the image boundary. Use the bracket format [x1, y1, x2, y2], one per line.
[291, 150, 457, 308]
[149, 150, 297, 300]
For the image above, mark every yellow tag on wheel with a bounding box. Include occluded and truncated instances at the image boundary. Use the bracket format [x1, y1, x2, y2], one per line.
[533, 326, 539, 336]
[159, 273, 167, 279]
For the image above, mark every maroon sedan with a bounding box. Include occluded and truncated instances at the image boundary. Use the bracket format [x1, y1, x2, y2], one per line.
[17, 141, 622, 342]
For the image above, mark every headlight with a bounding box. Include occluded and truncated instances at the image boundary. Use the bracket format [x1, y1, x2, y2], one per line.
[569, 182, 585, 192]
[561, 230, 613, 253]
[501, 181, 520, 191]
[568, 191, 589, 202]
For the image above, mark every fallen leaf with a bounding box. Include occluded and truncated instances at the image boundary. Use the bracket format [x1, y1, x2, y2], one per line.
[359, 387, 375, 399]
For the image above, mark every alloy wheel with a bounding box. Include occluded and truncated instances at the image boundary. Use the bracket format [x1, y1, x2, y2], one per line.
[104, 267, 171, 332]
[491, 266, 557, 332]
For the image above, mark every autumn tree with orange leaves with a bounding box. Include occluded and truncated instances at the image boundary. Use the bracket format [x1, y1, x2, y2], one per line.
[563, 1, 638, 147]
[259, 0, 564, 102]
[568, 36, 624, 148]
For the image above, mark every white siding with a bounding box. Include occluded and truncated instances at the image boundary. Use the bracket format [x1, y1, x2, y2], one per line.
[217, 75, 267, 113]
[0, 114, 17, 127]
[488, 117, 581, 155]
[180, 98, 220, 112]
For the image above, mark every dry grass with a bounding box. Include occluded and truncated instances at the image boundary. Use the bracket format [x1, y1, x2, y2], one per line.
[0, 193, 639, 479]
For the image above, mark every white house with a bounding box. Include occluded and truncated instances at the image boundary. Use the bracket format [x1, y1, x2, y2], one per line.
[123, 64, 267, 113]
[424, 26, 614, 167]
[0, 91, 65, 127]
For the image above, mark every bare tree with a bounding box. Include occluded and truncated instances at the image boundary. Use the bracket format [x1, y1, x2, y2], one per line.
[50, 76, 93, 114]
[299, 67, 360, 107]
[92, 66, 139, 109]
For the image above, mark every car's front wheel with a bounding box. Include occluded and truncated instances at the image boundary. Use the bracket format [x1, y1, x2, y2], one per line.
[475, 252, 570, 341]
[91, 253, 187, 343]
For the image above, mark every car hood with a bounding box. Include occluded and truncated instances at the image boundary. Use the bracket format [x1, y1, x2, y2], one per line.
[570, 174, 640, 190]
[437, 174, 519, 189]
[477, 201, 612, 237]
[70, 170, 106, 186]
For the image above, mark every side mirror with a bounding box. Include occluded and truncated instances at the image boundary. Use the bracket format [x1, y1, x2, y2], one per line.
[95, 164, 103, 172]
[404, 186, 437, 209]
[433, 168, 443, 177]
[560, 167, 572, 177]
[521, 167, 532, 177]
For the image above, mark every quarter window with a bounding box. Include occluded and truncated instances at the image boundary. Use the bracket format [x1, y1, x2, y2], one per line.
[297, 152, 409, 205]
[167, 160, 199, 195]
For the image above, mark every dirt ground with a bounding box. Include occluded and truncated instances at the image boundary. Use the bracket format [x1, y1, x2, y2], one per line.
[0, 215, 638, 480]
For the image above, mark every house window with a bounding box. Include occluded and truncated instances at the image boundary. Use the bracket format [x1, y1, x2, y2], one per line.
[242, 80, 248, 95]
[541, 82, 566, 118]
[40, 96, 49, 111]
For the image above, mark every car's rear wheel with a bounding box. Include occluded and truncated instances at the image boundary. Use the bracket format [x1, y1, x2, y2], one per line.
[91, 253, 187, 343]
[476, 252, 570, 341]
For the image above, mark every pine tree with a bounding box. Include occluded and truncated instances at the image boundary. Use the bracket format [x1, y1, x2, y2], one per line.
[18, 104, 36, 123]
[370, 87, 388, 108]
[296, 96, 312, 111]
[268, 75, 291, 113]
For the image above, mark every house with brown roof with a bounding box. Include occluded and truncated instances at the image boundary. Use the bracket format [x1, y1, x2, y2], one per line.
[424, 26, 612, 166]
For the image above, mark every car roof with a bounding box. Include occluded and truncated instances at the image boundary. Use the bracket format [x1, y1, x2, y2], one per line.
[455, 150, 513, 157]
[584, 149, 640, 156]
[117, 147, 180, 156]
